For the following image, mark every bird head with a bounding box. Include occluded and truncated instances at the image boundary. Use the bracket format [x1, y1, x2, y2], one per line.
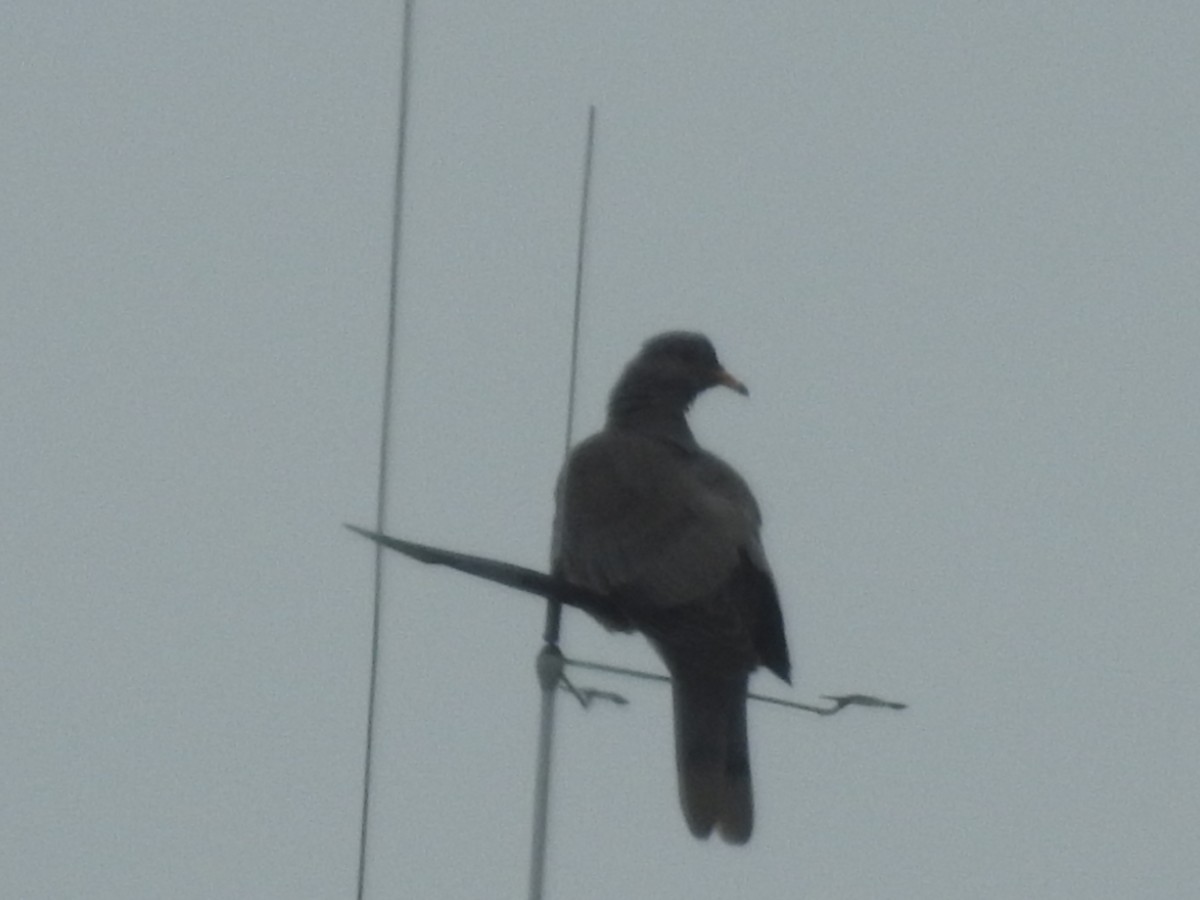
[632, 331, 748, 398]
[606, 331, 747, 428]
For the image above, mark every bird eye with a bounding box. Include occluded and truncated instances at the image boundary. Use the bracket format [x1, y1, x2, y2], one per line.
[687, 343, 717, 368]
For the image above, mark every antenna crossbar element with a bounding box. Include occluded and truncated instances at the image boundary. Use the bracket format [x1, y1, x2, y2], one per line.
[346, 525, 910, 719]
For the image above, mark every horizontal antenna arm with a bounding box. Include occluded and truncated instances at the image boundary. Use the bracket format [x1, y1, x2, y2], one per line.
[345, 525, 625, 624]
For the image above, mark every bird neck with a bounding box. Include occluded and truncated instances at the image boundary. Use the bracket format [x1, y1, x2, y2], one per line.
[606, 391, 698, 447]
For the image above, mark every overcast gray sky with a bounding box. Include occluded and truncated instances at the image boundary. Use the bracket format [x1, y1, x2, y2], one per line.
[5, 2, 1200, 898]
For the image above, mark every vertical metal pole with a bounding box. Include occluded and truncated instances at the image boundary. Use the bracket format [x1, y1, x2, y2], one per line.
[357, 1, 415, 898]
[528, 104, 596, 900]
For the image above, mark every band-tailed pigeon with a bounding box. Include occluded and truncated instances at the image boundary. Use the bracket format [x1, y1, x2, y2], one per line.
[553, 331, 791, 844]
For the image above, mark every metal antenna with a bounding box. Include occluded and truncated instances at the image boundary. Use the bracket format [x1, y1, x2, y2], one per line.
[528, 104, 596, 900]
[357, 0, 415, 897]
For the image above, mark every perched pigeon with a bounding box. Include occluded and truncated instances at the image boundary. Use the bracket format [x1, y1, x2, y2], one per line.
[552, 331, 791, 844]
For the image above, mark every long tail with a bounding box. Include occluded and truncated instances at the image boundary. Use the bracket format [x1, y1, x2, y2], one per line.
[671, 672, 753, 844]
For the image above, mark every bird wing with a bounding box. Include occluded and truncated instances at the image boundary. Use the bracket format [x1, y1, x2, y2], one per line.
[552, 431, 757, 612]
[690, 449, 792, 682]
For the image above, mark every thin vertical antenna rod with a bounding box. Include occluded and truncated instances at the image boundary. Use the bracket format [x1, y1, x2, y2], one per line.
[547, 103, 596, 647]
[528, 105, 597, 900]
[357, 1, 415, 898]
[560, 105, 596, 464]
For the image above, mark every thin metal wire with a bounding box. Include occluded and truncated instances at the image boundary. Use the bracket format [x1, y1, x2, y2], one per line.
[357, 1, 415, 898]
[528, 104, 597, 900]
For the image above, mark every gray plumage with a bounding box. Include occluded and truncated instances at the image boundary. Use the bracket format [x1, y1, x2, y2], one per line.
[552, 331, 790, 844]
